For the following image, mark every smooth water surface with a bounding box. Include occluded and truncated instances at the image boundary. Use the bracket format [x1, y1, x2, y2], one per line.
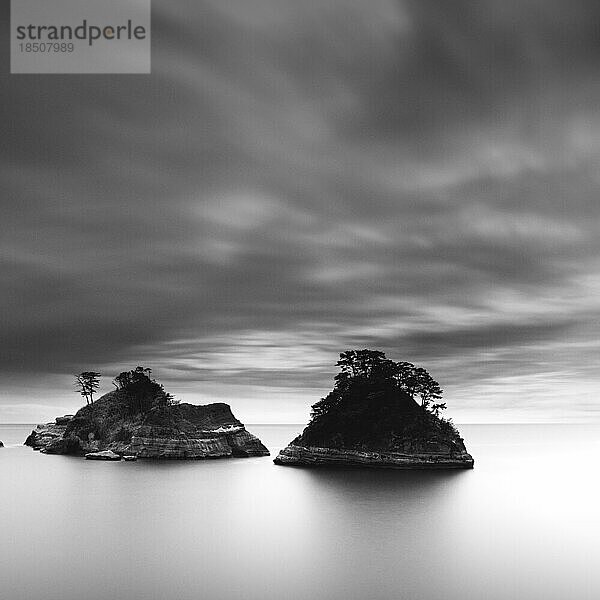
[1, 424, 599, 600]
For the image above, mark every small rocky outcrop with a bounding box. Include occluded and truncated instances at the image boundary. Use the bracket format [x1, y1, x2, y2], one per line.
[25, 415, 74, 451]
[0, 441, 3, 448]
[275, 350, 473, 469]
[55, 415, 74, 425]
[25, 378, 269, 460]
[85, 450, 121, 461]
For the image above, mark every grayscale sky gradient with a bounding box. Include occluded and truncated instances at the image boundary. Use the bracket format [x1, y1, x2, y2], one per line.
[2, 0, 600, 423]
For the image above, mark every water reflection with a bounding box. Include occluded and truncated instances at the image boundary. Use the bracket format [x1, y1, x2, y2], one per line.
[0, 424, 599, 600]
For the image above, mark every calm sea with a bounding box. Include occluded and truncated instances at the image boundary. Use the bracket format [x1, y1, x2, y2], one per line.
[1, 423, 599, 600]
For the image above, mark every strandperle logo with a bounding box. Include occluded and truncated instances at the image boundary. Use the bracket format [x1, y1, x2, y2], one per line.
[11, 0, 151, 74]
[15, 19, 148, 47]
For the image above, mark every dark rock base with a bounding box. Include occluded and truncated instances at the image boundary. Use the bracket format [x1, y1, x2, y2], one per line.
[274, 444, 474, 469]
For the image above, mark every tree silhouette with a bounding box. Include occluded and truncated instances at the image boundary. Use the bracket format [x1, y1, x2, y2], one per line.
[112, 366, 153, 391]
[75, 371, 101, 405]
[112, 366, 177, 413]
[391, 362, 443, 410]
[311, 350, 446, 425]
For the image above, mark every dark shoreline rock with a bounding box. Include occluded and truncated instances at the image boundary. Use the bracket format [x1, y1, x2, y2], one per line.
[275, 415, 474, 470]
[274, 444, 474, 469]
[25, 393, 269, 460]
[0, 441, 3, 448]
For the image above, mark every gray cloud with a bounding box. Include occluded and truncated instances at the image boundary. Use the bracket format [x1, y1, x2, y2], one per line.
[2, 0, 600, 421]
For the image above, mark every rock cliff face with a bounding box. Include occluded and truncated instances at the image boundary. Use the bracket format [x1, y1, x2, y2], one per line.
[25, 416, 73, 450]
[25, 392, 269, 459]
[275, 443, 473, 469]
[275, 384, 473, 469]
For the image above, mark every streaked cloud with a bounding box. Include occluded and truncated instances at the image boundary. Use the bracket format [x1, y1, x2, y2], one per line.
[2, 0, 600, 422]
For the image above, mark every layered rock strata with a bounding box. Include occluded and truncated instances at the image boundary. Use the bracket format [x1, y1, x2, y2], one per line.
[25, 416, 73, 451]
[275, 444, 473, 469]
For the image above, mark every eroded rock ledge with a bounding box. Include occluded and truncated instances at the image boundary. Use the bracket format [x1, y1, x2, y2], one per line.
[25, 417, 72, 450]
[123, 423, 270, 459]
[274, 444, 474, 469]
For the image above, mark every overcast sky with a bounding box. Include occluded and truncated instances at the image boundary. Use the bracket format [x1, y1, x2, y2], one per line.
[2, 0, 600, 423]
